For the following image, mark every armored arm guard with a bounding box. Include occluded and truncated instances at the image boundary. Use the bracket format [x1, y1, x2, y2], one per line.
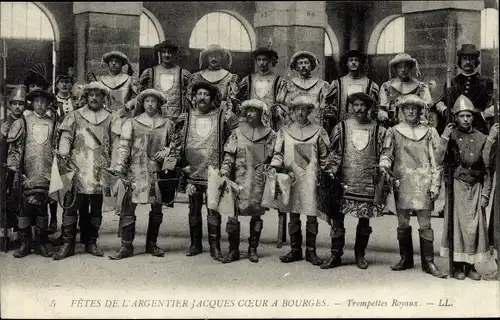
[6, 119, 25, 171]
[428, 127, 444, 195]
[58, 111, 76, 157]
[115, 118, 133, 174]
[220, 130, 238, 174]
[379, 126, 395, 169]
[269, 128, 285, 169]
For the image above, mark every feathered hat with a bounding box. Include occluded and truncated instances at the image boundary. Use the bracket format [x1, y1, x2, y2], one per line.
[199, 44, 232, 70]
[24, 63, 50, 90]
[389, 53, 421, 79]
[26, 89, 56, 104]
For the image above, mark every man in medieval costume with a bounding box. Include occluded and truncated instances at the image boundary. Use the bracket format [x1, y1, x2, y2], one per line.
[165, 81, 239, 261]
[326, 50, 383, 123]
[279, 51, 335, 133]
[23, 64, 51, 113]
[1, 85, 27, 250]
[187, 44, 240, 115]
[54, 72, 76, 119]
[269, 95, 334, 266]
[379, 53, 433, 126]
[439, 95, 492, 280]
[237, 47, 288, 131]
[219, 99, 277, 263]
[139, 40, 192, 121]
[99, 51, 139, 112]
[435, 44, 494, 135]
[6, 89, 57, 258]
[321, 92, 386, 270]
[379, 94, 447, 278]
[108, 89, 176, 260]
[52, 82, 117, 260]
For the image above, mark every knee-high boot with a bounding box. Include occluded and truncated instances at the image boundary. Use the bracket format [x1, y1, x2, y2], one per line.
[419, 228, 447, 278]
[305, 220, 322, 266]
[47, 201, 58, 235]
[207, 211, 222, 261]
[53, 215, 77, 260]
[34, 216, 52, 257]
[279, 219, 303, 263]
[320, 227, 345, 269]
[146, 212, 165, 257]
[109, 216, 135, 260]
[186, 195, 203, 256]
[222, 219, 240, 263]
[354, 224, 372, 269]
[13, 227, 32, 258]
[248, 218, 263, 263]
[390, 226, 415, 271]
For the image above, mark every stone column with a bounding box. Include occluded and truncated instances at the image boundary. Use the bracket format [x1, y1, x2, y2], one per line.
[73, 2, 142, 83]
[403, 1, 484, 89]
[254, 1, 327, 79]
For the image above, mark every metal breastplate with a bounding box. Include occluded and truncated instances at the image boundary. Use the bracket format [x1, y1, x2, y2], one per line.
[24, 114, 55, 190]
[339, 77, 369, 120]
[342, 122, 377, 201]
[101, 76, 132, 111]
[250, 73, 276, 106]
[154, 66, 182, 108]
[130, 120, 168, 174]
[185, 111, 220, 181]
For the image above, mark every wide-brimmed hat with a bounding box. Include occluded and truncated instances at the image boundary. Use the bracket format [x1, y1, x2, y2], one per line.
[199, 44, 232, 70]
[102, 51, 130, 65]
[240, 99, 269, 113]
[289, 51, 319, 71]
[82, 81, 111, 97]
[389, 53, 421, 78]
[394, 94, 427, 109]
[26, 89, 56, 104]
[341, 49, 366, 64]
[289, 95, 316, 110]
[452, 94, 479, 115]
[24, 72, 49, 90]
[252, 47, 279, 65]
[192, 81, 219, 100]
[457, 44, 480, 57]
[136, 89, 167, 107]
[9, 85, 27, 103]
[154, 40, 180, 52]
[346, 92, 374, 109]
[55, 73, 74, 85]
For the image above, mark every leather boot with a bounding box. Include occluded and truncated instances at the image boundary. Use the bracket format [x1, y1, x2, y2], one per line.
[419, 232, 447, 278]
[391, 227, 415, 271]
[464, 263, 481, 281]
[109, 218, 135, 260]
[222, 220, 240, 263]
[320, 228, 345, 269]
[146, 212, 165, 257]
[34, 216, 52, 257]
[280, 221, 303, 263]
[13, 227, 32, 258]
[207, 213, 222, 261]
[53, 216, 77, 260]
[452, 262, 466, 280]
[248, 218, 263, 263]
[47, 202, 58, 235]
[305, 220, 322, 266]
[354, 225, 372, 269]
[186, 223, 203, 256]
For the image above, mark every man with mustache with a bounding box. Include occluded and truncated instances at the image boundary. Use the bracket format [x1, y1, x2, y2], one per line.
[439, 95, 492, 280]
[165, 81, 238, 261]
[52, 82, 117, 260]
[1, 86, 27, 250]
[321, 92, 386, 270]
[219, 99, 277, 263]
[6, 89, 58, 258]
[280, 51, 335, 134]
[139, 40, 191, 121]
[326, 50, 382, 123]
[379, 53, 433, 127]
[237, 47, 288, 131]
[268, 95, 335, 266]
[379, 94, 447, 278]
[187, 45, 240, 115]
[435, 44, 494, 135]
[99, 51, 139, 112]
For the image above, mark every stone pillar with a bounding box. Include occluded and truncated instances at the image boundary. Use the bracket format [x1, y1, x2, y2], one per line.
[403, 1, 484, 90]
[73, 2, 142, 83]
[254, 1, 327, 79]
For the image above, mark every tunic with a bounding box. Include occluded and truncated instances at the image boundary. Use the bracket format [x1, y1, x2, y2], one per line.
[270, 122, 332, 217]
[99, 73, 139, 112]
[329, 118, 386, 218]
[379, 78, 433, 125]
[187, 69, 239, 113]
[327, 75, 380, 121]
[440, 128, 492, 263]
[379, 123, 444, 210]
[55, 94, 75, 118]
[115, 114, 175, 204]
[7, 112, 57, 194]
[221, 123, 277, 216]
[58, 106, 116, 194]
[139, 65, 191, 119]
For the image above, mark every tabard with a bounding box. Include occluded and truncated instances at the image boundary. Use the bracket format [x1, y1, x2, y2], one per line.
[221, 123, 277, 215]
[99, 73, 138, 111]
[115, 114, 175, 204]
[58, 106, 113, 194]
[238, 72, 287, 108]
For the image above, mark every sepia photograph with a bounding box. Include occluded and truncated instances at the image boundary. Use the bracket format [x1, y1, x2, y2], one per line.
[0, 0, 499, 318]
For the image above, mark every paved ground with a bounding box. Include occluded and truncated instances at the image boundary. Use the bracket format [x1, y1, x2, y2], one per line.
[1, 200, 499, 318]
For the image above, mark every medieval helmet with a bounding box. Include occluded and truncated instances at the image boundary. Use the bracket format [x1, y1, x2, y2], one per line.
[452, 94, 478, 115]
[9, 85, 27, 103]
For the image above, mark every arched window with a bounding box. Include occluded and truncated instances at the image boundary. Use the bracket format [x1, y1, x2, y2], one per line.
[189, 11, 252, 52]
[324, 26, 339, 57]
[140, 9, 164, 47]
[1, 2, 55, 40]
[375, 16, 405, 54]
[481, 8, 499, 49]
[324, 32, 333, 56]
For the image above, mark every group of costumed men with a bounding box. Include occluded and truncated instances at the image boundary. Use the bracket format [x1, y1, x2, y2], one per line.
[1, 39, 498, 281]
